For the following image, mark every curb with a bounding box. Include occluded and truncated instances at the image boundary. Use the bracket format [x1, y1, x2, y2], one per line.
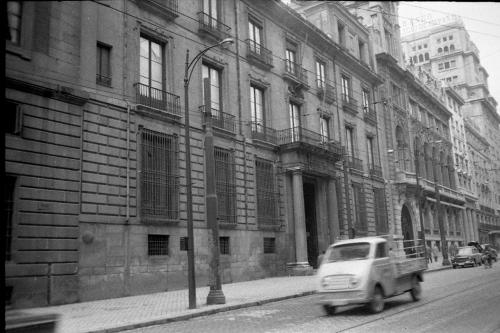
[87, 290, 316, 333]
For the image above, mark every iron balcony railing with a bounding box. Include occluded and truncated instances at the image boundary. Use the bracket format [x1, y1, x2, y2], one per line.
[277, 126, 343, 155]
[363, 107, 377, 124]
[341, 93, 358, 113]
[135, 83, 181, 116]
[200, 105, 235, 133]
[369, 164, 383, 178]
[316, 82, 335, 103]
[250, 122, 278, 145]
[246, 39, 273, 68]
[346, 155, 364, 171]
[283, 60, 308, 85]
[138, 0, 178, 20]
[197, 12, 231, 40]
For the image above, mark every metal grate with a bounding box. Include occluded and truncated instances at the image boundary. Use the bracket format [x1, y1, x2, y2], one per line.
[140, 129, 179, 220]
[214, 147, 236, 224]
[219, 236, 230, 255]
[180, 236, 188, 251]
[263, 237, 276, 254]
[255, 158, 280, 226]
[148, 234, 169, 256]
[5, 176, 16, 261]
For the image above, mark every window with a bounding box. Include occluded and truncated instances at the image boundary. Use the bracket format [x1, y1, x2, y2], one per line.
[412, 46, 416, 51]
[248, 18, 262, 54]
[412, 55, 417, 64]
[285, 42, 297, 75]
[449, 35, 453, 40]
[345, 126, 355, 157]
[362, 89, 370, 113]
[375, 242, 387, 258]
[289, 101, 301, 141]
[140, 129, 179, 220]
[214, 147, 236, 224]
[450, 60, 456, 68]
[220, 236, 230, 254]
[96, 42, 111, 86]
[424, 44, 427, 48]
[7, 1, 22, 44]
[320, 116, 330, 142]
[352, 183, 367, 233]
[358, 39, 366, 62]
[341, 75, 351, 102]
[445, 62, 450, 69]
[424, 52, 429, 61]
[438, 47, 442, 53]
[263, 237, 276, 254]
[438, 63, 444, 70]
[437, 38, 441, 43]
[140, 36, 163, 91]
[203, 0, 220, 27]
[418, 54, 423, 62]
[450, 44, 455, 52]
[202, 63, 222, 117]
[255, 158, 279, 226]
[5, 176, 16, 261]
[418, 45, 422, 50]
[443, 37, 447, 42]
[180, 237, 189, 251]
[148, 234, 169, 256]
[374, 188, 388, 234]
[367, 136, 375, 167]
[5, 101, 22, 135]
[338, 22, 346, 47]
[250, 84, 264, 132]
[315, 60, 326, 89]
[444, 46, 449, 53]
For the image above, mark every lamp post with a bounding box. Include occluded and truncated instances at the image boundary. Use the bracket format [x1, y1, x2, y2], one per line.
[183, 38, 234, 309]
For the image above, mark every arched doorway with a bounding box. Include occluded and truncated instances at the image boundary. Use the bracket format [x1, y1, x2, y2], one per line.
[401, 204, 415, 256]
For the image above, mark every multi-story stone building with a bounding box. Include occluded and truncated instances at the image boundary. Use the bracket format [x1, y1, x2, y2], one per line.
[401, 17, 500, 246]
[5, 0, 387, 308]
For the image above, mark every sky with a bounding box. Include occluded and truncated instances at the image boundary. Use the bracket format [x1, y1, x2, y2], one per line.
[398, 2, 500, 103]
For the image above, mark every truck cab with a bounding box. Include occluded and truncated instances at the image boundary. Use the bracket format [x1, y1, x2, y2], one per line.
[317, 236, 426, 315]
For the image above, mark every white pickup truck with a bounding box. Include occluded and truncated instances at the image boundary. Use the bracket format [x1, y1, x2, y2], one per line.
[317, 236, 428, 314]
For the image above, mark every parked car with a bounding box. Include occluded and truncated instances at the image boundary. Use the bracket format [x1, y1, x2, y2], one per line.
[481, 244, 498, 262]
[451, 246, 482, 268]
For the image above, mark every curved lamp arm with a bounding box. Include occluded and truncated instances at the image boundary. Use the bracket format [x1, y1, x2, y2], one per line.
[184, 38, 234, 88]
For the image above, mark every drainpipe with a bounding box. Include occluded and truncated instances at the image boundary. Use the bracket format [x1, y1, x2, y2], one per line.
[123, 100, 131, 296]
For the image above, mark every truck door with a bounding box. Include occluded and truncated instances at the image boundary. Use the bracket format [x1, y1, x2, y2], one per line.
[373, 242, 395, 296]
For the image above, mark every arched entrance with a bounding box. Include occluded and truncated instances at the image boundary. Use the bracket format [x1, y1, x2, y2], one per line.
[401, 204, 415, 256]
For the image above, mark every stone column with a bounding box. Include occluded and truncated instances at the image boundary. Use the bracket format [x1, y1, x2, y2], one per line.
[327, 177, 339, 245]
[288, 168, 311, 274]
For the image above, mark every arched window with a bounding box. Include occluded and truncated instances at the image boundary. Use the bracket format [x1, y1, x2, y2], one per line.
[396, 126, 408, 170]
[419, 54, 424, 62]
[444, 46, 449, 53]
[424, 52, 429, 60]
[438, 47, 442, 53]
[450, 44, 455, 51]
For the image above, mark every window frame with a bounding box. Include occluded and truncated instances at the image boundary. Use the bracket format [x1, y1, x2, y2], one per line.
[140, 35, 165, 91]
[96, 42, 112, 86]
[214, 147, 237, 224]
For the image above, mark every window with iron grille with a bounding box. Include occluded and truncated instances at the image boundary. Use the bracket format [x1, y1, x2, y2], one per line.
[352, 182, 367, 233]
[180, 236, 188, 251]
[148, 234, 169, 256]
[219, 236, 230, 255]
[96, 42, 112, 86]
[140, 128, 179, 221]
[214, 147, 236, 224]
[263, 237, 276, 254]
[140, 35, 164, 91]
[256, 158, 279, 226]
[374, 188, 388, 234]
[5, 176, 16, 261]
[5, 101, 22, 135]
[248, 18, 263, 54]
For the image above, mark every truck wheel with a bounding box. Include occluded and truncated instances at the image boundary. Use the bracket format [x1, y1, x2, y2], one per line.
[323, 304, 336, 315]
[410, 276, 422, 301]
[368, 286, 384, 313]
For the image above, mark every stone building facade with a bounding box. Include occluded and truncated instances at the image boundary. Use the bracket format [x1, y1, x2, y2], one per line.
[5, 0, 388, 308]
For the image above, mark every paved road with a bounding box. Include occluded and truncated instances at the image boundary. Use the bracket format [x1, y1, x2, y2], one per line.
[123, 265, 500, 333]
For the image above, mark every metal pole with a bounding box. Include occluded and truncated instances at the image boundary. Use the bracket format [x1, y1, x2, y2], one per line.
[204, 78, 225, 304]
[184, 50, 196, 309]
[414, 140, 427, 259]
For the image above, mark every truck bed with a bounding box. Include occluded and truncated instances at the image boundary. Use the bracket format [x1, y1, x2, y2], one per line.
[394, 257, 428, 277]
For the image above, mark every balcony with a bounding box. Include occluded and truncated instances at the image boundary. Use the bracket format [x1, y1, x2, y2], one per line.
[363, 107, 377, 125]
[369, 164, 383, 178]
[346, 155, 364, 172]
[134, 83, 181, 120]
[341, 93, 358, 114]
[282, 60, 308, 89]
[137, 0, 178, 21]
[250, 122, 277, 145]
[316, 82, 335, 104]
[246, 39, 273, 70]
[197, 12, 231, 42]
[199, 105, 235, 133]
[277, 126, 343, 157]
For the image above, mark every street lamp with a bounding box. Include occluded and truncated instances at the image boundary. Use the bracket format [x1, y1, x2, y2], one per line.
[183, 38, 234, 309]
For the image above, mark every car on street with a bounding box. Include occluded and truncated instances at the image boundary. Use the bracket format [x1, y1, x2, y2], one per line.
[451, 246, 482, 268]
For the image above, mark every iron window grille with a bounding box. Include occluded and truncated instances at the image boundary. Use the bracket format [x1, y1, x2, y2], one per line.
[219, 236, 230, 255]
[140, 128, 179, 221]
[180, 236, 188, 251]
[255, 158, 280, 226]
[148, 234, 169, 256]
[214, 147, 236, 224]
[263, 237, 276, 254]
[5, 176, 16, 261]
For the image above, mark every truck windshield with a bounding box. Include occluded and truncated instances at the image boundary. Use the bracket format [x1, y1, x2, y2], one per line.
[327, 242, 370, 262]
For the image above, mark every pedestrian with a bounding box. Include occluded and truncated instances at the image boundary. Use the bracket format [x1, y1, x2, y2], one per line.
[426, 245, 432, 263]
[432, 244, 439, 263]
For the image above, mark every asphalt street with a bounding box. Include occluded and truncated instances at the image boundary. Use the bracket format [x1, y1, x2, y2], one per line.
[123, 264, 500, 333]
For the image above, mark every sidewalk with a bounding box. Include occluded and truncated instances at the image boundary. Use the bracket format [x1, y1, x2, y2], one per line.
[6, 264, 450, 333]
